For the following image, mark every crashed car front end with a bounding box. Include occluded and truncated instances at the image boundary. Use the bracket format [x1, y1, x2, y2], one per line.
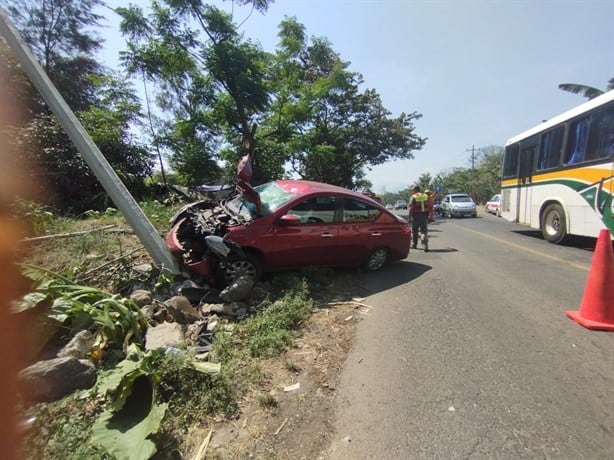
[166, 199, 250, 278]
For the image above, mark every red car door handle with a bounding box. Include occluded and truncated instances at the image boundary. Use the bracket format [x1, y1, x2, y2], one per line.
[371, 232, 382, 236]
[320, 233, 334, 238]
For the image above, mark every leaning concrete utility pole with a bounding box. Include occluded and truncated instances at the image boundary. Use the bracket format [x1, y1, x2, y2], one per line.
[0, 9, 180, 274]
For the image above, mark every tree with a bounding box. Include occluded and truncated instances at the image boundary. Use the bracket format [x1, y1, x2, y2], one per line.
[559, 78, 614, 100]
[435, 145, 503, 203]
[264, 17, 426, 189]
[3, 0, 153, 212]
[117, 0, 273, 186]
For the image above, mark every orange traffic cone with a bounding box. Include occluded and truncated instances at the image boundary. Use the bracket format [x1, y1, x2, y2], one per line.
[566, 228, 614, 331]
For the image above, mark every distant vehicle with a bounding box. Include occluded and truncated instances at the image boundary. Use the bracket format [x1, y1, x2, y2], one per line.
[500, 90, 614, 243]
[394, 199, 407, 210]
[485, 194, 502, 216]
[385, 203, 394, 210]
[441, 193, 477, 218]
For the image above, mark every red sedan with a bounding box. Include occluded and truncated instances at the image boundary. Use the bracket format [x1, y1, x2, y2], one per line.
[167, 179, 412, 284]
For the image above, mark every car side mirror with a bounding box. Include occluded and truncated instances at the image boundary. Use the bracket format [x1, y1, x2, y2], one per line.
[279, 214, 302, 226]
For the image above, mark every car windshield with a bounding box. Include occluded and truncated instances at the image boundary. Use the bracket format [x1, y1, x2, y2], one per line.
[451, 195, 472, 202]
[225, 181, 299, 218]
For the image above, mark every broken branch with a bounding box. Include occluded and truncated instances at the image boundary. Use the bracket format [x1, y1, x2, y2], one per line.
[21, 224, 116, 242]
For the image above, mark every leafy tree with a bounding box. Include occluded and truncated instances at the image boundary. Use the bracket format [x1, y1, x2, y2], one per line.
[265, 17, 426, 189]
[4, 0, 105, 113]
[559, 78, 614, 100]
[435, 145, 503, 203]
[2, 0, 153, 212]
[117, 0, 273, 186]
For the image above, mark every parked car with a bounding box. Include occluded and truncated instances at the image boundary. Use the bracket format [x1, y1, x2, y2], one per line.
[440, 193, 477, 218]
[167, 168, 412, 286]
[385, 203, 394, 210]
[485, 193, 502, 216]
[394, 199, 407, 210]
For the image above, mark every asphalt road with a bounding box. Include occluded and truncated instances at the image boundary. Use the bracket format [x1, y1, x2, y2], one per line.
[324, 210, 614, 459]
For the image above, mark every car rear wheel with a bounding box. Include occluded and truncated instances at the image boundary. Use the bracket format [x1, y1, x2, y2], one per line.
[541, 203, 567, 244]
[363, 247, 388, 272]
[216, 253, 261, 287]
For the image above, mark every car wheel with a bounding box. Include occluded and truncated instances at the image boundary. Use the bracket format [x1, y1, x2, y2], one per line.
[363, 247, 388, 272]
[215, 253, 261, 287]
[495, 209, 500, 217]
[541, 203, 567, 244]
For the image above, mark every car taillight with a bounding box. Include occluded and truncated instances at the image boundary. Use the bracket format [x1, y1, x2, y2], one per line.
[402, 225, 411, 235]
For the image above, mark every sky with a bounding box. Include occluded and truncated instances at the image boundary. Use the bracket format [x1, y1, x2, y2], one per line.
[99, 0, 614, 193]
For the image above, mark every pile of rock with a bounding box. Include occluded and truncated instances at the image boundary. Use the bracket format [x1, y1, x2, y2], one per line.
[17, 275, 268, 404]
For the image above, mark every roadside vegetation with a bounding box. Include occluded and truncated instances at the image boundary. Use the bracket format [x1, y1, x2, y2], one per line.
[13, 198, 332, 459]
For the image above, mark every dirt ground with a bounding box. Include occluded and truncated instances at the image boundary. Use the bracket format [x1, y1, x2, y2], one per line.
[185, 270, 371, 460]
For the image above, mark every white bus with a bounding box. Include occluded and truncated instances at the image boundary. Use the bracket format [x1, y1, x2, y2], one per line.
[500, 90, 614, 243]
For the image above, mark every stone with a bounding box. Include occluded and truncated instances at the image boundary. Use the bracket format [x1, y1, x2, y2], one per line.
[133, 263, 153, 275]
[57, 330, 94, 359]
[145, 322, 185, 351]
[130, 289, 153, 307]
[219, 276, 255, 302]
[164, 296, 202, 324]
[18, 357, 96, 403]
[209, 302, 248, 319]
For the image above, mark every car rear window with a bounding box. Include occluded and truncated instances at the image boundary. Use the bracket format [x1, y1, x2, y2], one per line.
[451, 195, 472, 202]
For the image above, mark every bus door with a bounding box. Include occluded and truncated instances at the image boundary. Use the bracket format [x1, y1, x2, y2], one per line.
[517, 144, 536, 224]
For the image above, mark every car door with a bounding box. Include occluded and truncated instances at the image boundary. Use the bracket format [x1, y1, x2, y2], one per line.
[333, 197, 390, 264]
[442, 195, 451, 214]
[269, 195, 340, 268]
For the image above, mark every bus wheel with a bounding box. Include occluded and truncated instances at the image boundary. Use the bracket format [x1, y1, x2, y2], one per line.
[542, 203, 567, 244]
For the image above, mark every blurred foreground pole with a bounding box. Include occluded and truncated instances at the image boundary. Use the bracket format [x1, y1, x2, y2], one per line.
[0, 8, 180, 274]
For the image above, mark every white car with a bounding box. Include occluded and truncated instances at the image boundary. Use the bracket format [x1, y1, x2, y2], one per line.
[441, 193, 477, 218]
[485, 194, 501, 217]
[394, 199, 407, 210]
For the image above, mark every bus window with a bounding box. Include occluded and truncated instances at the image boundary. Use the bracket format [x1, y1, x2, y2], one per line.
[537, 125, 565, 170]
[503, 143, 519, 178]
[564, 116, 590, 164]
[587, 104, 614, 158]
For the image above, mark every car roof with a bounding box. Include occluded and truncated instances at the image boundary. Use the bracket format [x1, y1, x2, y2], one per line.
[274, 180, 382, 204]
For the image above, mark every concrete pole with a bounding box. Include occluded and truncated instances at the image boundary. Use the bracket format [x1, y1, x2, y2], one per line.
[0, 9, 180, 274]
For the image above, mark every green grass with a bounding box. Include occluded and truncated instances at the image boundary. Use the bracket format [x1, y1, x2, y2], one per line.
[15, 199, 320, 459]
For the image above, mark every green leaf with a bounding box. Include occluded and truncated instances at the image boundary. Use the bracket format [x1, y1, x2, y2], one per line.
[191, 361, 221, 374]
[96, 359, 141, 400]
[91, 400, 168, 460]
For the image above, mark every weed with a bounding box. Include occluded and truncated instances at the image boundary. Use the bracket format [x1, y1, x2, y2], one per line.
[242, 282, 313, 358]
[10, 198, 55, 236]
[20, 394, 109, 459]
[152, 350, 240, 421]
[284, 360, 301, 373]
[257, 393, 278, 411]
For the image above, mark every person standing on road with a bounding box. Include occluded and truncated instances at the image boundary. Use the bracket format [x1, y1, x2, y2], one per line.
[408, 185, 431, 251]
